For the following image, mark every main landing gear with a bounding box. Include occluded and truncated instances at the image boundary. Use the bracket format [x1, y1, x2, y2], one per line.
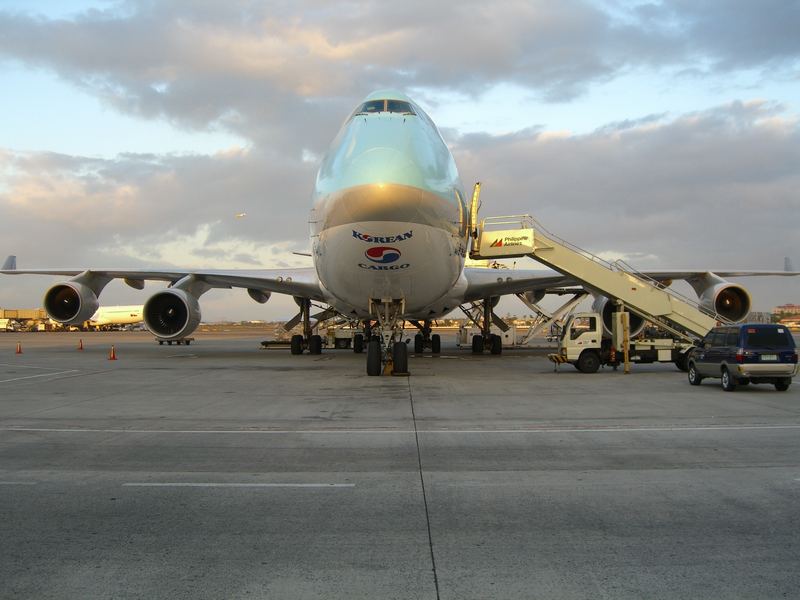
[288, 298, 323, 355]
[365, 299, 410, 377]
[465, 297, 503, 356]
[409, 320, 441, 355]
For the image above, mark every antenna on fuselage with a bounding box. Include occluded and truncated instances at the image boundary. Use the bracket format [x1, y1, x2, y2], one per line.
[468, 182, 481, 239]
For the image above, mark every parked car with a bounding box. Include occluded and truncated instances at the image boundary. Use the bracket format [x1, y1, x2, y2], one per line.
[687, 324, 797, 391]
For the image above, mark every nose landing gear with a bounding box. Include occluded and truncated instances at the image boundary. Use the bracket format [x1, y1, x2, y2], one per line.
[366, 299, 409, 376]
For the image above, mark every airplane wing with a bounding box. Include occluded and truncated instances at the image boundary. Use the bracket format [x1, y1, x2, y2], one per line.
[463, 267, 573, 302]
[463, 266, 799, 302]
[0, 258, 323, 300]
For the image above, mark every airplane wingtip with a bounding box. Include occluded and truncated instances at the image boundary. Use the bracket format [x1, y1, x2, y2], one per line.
[2, 255, 17, 271]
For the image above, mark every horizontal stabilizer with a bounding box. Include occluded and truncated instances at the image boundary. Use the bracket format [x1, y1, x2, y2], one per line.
[2, 255, 16, 271]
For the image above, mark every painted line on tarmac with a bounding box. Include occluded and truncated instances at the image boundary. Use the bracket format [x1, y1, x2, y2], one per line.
[0, 481, 38, 485]
[0, 363, 71, 370]
[4, 425, 800, 435]
[0, 370, 80, 383]
[122, 482, 355, 488]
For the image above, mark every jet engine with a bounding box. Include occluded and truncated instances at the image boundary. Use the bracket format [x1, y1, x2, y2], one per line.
[43, 282, 100, 325]
[521, 290, 546, 306]
[143, 289, 201, 340]
[592, 296, 646, 338]
[698, 283, 750, 322]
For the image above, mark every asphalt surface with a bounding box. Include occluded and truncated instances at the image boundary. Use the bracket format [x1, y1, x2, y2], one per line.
[1, 331, 799, 599]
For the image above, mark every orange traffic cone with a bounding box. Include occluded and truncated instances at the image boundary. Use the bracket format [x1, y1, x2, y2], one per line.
[15, 341, 22, 354]
[108, 345, 117, 361]
[78, 339, 84, 351]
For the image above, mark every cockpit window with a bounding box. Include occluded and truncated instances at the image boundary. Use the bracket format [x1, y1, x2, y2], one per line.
[355, 100, 385, 115]
[353, 99, 416, 117]
[386, 100, 415, 114]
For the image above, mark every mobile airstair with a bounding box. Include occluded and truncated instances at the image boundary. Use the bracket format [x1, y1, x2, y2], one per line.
[469, 214, 726, 342]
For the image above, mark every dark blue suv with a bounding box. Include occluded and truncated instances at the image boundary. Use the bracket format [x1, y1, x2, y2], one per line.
[687, 324, 797, 391]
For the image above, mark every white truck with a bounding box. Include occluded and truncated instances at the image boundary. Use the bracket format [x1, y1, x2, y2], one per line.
[549, 311, 695, 373]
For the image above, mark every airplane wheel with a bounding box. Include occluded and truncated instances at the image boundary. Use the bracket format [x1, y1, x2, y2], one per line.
[490, 334, 502, 355]
[392, 341, 408, 374]
[414, 334, 424, 354]
[290, 334, 303, 355]
[366, 340, 382, 376]
[309, 334, 322, 355]
[471, 335, 484, 354]
[353, 334, 364, 354]
[431, 334, 441, 354]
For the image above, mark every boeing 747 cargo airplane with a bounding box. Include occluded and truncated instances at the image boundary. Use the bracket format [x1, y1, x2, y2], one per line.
[2, 91, 797, 375]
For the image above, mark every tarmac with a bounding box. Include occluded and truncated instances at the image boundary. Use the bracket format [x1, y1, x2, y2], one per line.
[1, 331, 799, 599]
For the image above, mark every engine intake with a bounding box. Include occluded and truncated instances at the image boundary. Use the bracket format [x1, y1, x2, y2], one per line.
[699, 283, 751, 322]
[43, 282, 99, 324]
[592, 296, 646, 338]
[144, 289, 201, 339]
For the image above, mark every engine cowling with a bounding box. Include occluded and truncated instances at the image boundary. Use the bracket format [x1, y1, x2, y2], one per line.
[522, 290, 546, 306]
[699, 283, 751, 322]
[591, 296, 646, 338]
[143, 289, 201, 340]
[43, 282, 100, 325]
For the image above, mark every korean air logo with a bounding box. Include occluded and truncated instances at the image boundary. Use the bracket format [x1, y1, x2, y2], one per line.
[365, 247, 401, 264]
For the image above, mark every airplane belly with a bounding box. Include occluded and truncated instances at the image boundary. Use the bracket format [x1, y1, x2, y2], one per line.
[315, 221, 463, 316]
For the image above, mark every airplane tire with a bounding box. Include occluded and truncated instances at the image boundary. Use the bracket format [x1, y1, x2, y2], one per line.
[366, 340, 382, 376]
[414, 334, 424, 353]
[290, 334, 303, 355]
[309, 334, 322, 355]
[353, 334, 364, 354]
[431, 334, 441, 354]
[490, 334, 502, 355]
[471, 335, 484, 354]
[392, 341, 408, 374]
[577, 350, 600, 373]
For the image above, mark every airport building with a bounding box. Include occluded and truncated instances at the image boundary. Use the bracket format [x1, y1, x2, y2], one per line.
[773, 303, 800, 316]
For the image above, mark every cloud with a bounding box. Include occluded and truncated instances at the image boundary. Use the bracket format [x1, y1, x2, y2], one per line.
[2, 0, 797, 146]
[452, 100, 800, 275]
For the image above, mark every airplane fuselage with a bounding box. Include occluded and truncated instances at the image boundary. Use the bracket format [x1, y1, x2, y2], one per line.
[311, 91, 469, 319]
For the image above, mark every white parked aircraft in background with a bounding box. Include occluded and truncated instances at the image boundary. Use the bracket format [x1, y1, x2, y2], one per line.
[87, 305, 144, 330]
[2, 91, 797, 375]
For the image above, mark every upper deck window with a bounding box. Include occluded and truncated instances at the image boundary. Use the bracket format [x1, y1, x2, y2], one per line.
[353, 99, 416, 117]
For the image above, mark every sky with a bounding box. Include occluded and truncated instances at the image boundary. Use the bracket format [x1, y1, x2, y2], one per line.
[0, 0, 798, 320]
